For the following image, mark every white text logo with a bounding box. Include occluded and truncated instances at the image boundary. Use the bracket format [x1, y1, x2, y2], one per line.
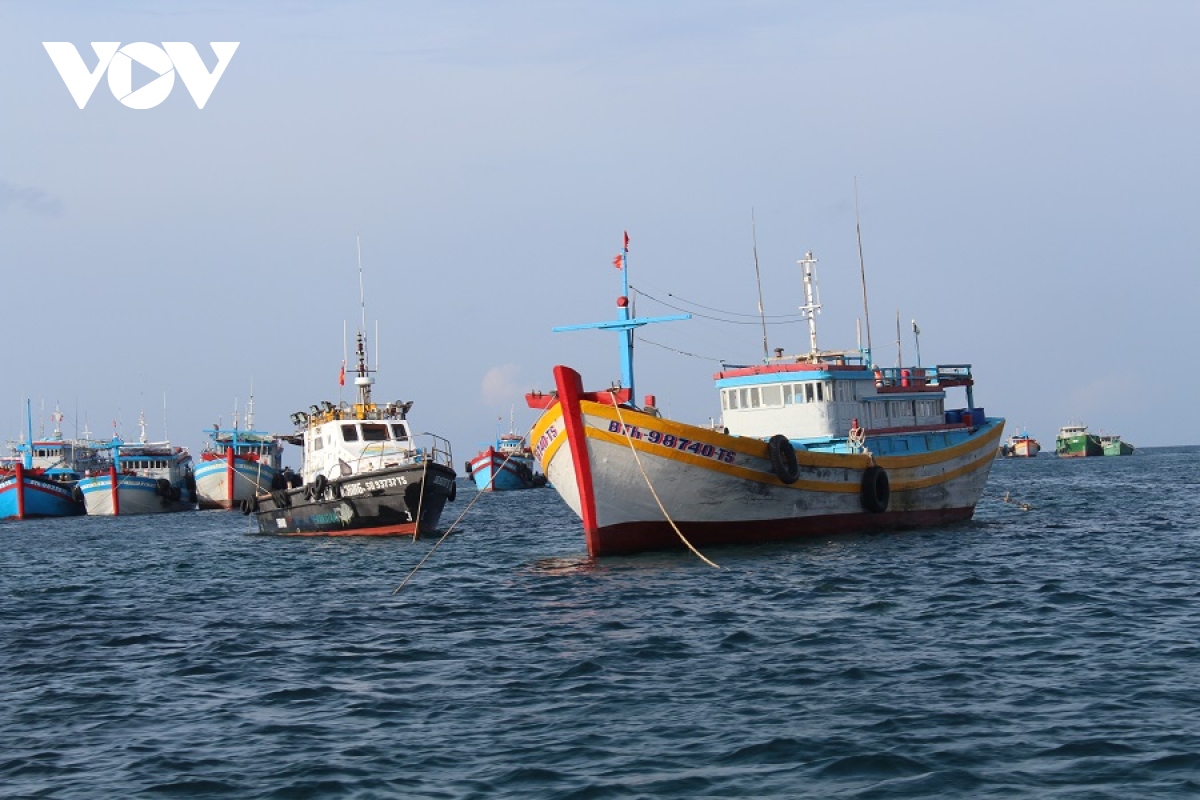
[43, 42, 239, 109]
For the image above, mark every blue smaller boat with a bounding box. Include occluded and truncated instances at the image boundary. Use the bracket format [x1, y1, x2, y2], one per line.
[466, 426, 546, 492]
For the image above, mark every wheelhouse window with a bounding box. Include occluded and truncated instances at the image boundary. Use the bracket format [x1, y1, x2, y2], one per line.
[361, 423, 389, 441]
[761, 385, 782, 407]
[341, 424, 359, 442]
[391, 423, 409, 439]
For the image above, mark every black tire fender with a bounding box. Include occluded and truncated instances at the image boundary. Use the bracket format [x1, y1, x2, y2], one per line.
[311, 474, 328, 501]
[768, 434, 799, 485]
[448, 480, 457, 502]
[861, 465, 890, 513]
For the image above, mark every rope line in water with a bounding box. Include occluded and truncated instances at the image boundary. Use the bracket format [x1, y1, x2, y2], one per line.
[610, 398, 720, 569]
[392, 450, 518, 595]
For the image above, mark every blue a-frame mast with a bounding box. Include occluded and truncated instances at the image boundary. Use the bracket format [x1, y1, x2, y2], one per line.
[551, 233, 689, 404]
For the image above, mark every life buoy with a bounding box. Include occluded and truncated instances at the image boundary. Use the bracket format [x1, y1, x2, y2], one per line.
[861, 465, 890, 513]
[767, 434, 799, 485]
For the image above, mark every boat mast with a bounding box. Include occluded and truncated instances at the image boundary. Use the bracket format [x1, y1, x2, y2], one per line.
[854, 178, 874, 366]
[798, 251, 821, 357]
[751, 209, 769, 363]
[23, 398, 33, 469]
[551, 231, 690, 405]
[353, 235, 374, 411]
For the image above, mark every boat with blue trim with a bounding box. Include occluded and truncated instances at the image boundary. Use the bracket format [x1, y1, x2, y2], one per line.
[466, 417, 547, 492]
[0, 403, 101, 520]
[194, 396, 284, 509]
[76, 414, 197, 516]
[526, 235, 1005, 558]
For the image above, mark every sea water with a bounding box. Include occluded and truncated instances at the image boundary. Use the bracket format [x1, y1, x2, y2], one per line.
[3, 447, 1199, 798]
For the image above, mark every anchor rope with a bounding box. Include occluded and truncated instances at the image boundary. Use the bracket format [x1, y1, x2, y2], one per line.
[413, 456, 430, 541]
[610, 398, 719, 569]
[392, 449, 519, 595]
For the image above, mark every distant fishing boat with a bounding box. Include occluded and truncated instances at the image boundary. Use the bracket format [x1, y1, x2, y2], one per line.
[194, 395, 283, 509]
[1000, 430, 1041, 458]
[76, 414, 198, 516]
[1100, 433, 1134, 456]
[0, 403, 100, 520]
[466, 430, 546, 492]
[526, 233, 1005, 558]
[1055, 423, 1102, 457]
[248, 239, 457, 536]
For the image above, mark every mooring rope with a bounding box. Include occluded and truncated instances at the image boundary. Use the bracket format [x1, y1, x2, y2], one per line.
[412, 456, 430, 541]
[610, 399, 719, 569]
[391, 450, 518, 595]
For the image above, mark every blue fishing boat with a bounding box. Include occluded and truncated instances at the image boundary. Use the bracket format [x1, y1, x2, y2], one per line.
[0, 403, 100, 521]
[76, 414, 197, 516]
[466, 428, 546, 492]
[194, 396, 283, 509]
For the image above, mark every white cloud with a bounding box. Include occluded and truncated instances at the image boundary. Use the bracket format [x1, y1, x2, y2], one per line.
[481, 363, 522, 407]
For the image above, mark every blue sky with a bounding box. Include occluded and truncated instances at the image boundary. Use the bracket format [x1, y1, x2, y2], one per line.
[2, 1, 1197, 460]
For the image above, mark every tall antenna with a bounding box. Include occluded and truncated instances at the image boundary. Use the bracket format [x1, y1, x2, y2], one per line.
[356, 234, 368, 362]
[854, 177, 874, 365]
[751, 209, 769, 363]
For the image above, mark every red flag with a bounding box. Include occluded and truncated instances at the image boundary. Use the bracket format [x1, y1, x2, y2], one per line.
[339, 361, 346, 386]
[612, 254, 623, 269]
[623, 231, 629, 252]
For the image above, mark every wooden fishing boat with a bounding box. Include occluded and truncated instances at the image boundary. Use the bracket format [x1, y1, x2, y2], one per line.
[194, 396, 283, 509]
[1000, 430, 1040, 457]
[527, 234, 1004, 558]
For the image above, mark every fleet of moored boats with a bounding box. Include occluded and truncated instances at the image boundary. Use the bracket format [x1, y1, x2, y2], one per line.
[0, 232, 1138, 558]
[998, 424, 1135, 458]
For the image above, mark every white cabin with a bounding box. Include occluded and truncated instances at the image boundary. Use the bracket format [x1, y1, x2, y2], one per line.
[716, 358, 974, 443]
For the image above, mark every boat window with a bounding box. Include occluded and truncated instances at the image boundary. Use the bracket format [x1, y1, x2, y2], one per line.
[313, 437, 324, 451]
[721, 390, 730, 411]
[739, 388, 749, 408]
[728, 390, 739, 410]
[361, 424, 389, 441]
[341, 424, 359, 442]
[761, 385, 782, 407]
[749, 387, 760, 408]
[805, 383, 814, 402]
[391, 423, 408, 439]
[783, 385, 793, 405]
[816, 383, 824, 402]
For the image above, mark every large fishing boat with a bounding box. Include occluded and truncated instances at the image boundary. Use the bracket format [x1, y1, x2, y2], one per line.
[249, 244, 457, 536]
[194, 396, 284, 509]
[0, 403, 101, 520]
[1100, 433, 1134, 456]
[76, 414, 198, 516]
[466, 417, 546, 492]
[526, 236, 1004, 558]
[1055, 424, 1102, 457]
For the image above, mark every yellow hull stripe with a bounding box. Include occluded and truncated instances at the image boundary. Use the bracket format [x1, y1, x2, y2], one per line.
[574, 399, 1003, 492]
